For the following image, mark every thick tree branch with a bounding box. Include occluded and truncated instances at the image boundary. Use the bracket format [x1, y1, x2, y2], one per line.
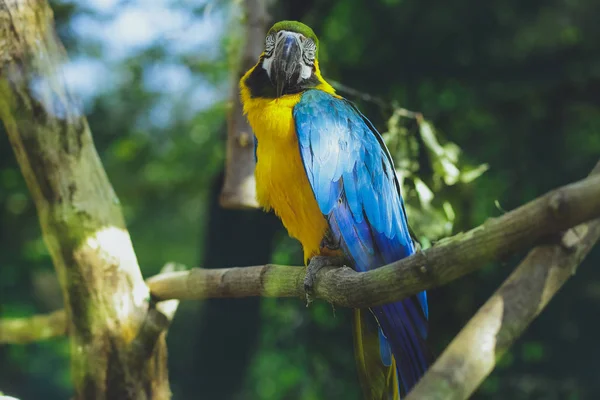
[403, 162, 600, 399]
[0, 310, 67, 344]
[219, 0, 269, 209]
[406, 216, 600, 398]
[148, 167, 600, 307]
[127, 263, 181, 369]
[0, 1, 174, 398]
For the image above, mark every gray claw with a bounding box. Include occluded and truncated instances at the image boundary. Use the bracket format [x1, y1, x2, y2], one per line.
[303, 255, 346, 306]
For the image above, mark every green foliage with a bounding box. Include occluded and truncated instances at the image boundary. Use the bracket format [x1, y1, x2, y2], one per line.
[239, 234, 360, 399]
[382, 109, 488, 246]
[1, 0, 600, 399]
[521, 341, 545, 363]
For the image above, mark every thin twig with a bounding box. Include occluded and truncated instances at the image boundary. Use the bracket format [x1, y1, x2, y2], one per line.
[329, 80, 422, 120]
[329, 80, 391, 110]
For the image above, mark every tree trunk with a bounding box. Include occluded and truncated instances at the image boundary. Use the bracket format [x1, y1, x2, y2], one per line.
[172, 172, 280, 399]
[219, 0, 269, 209]
[0, 1, 172, 398]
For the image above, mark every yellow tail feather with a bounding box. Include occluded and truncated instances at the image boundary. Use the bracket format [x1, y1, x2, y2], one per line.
[353, 309, 399, 400]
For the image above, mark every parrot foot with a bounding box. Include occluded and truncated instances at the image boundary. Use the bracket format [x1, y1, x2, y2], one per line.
[304, 255, 346, 306]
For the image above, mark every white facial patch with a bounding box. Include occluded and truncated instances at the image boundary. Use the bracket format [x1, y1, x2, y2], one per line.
[261, 30, 315, 83]
[299, 62, 312, 81]
[262, 55, 274, 77]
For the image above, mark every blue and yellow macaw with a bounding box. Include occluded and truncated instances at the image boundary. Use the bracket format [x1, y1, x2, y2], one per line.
[240, 21, 431, 399]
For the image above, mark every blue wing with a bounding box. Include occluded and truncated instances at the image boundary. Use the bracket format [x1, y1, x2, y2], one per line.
[294, 89, 430, 395]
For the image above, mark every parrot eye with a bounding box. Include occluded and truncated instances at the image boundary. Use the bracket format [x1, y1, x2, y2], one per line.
[265, 33, 276, 57]
[302, 38, 316, 66]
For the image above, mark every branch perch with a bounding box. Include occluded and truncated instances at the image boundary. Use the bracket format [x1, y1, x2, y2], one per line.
[0, 310, 67, 344]
[7, 165, 598, 348]
[148, 168, 600, 307]
[5, 0, 595, 397]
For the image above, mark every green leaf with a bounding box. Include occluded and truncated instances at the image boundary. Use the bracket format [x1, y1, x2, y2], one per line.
[521, 342, 545, 363]
[460, 163, 490, 183]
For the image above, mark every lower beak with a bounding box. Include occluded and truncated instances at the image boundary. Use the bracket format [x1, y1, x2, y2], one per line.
[270, 33, 302, 97]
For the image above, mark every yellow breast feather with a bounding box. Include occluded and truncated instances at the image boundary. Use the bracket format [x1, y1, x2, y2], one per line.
[240, 62, 336, 262]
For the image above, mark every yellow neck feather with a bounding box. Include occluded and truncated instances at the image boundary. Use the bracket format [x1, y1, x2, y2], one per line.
[239, 59, 336, 262]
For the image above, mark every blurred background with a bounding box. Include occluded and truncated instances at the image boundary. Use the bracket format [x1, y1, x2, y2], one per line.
[1, 0, 599, 399]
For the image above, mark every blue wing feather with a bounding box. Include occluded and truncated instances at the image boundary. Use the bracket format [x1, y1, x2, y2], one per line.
[378, 327, 392, 367]
[294, 90, 430, 395]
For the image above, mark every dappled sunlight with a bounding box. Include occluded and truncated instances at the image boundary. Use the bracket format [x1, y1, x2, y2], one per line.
[1, 0, 599, 399]
[61, 0, 228, 127]
[84, 226, 148, 310]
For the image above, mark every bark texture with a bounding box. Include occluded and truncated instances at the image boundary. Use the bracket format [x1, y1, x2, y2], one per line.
[0, 1, 172, 398]
[148, 168, 600, 307]
[1, 2, 599, 399]
[404, 162, 600, 399]
[219, 0, 269, 209]
[407, 220, 600, 399]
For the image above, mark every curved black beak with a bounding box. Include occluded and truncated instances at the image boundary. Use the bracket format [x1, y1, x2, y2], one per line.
[270, 32, 303, 97]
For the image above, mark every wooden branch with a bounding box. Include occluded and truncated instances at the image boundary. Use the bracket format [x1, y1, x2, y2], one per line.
[0, 302, 179, 346]
[405, 181, 600, 399]
[127, 263, 181, 368]
[0, 265, 181, 345]
[0, 1, 172, 398]
[0, 310, 67, 344]
[148, 167, 600, 307]
[219, 0, 269, 209]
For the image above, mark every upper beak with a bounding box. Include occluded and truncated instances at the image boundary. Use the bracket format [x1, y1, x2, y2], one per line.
[270, 32, 303, 97]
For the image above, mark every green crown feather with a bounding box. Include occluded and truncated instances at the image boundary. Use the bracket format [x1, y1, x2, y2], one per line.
[268, 21, 320, 58]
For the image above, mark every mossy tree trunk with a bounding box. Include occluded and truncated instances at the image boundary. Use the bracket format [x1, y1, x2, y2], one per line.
[0, 1, 172, 398]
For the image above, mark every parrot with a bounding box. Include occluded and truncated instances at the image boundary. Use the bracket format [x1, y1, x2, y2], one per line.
[239, 21, 431, 399]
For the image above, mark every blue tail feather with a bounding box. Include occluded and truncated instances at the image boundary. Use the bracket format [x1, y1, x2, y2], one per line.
[328, 198, 431, 395]
[378, 328, 392, 367]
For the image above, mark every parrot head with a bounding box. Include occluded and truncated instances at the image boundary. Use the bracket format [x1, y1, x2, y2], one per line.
[261, 21, 319, 97]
